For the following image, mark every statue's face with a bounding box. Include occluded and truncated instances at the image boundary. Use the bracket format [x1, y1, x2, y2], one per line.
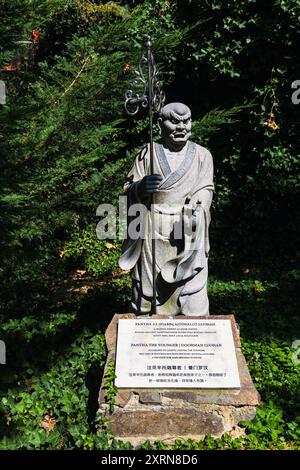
[160, 110, 192, 148]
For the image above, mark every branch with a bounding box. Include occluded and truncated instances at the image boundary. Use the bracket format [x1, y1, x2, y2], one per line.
[54, 56, 90, 105]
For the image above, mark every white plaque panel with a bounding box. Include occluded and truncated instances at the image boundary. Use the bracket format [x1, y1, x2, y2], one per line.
[115, 319, 240, 389]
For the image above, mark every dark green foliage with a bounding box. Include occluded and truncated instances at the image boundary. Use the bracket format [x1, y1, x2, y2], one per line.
[0, 331, 108, 449]
[0, 0, 299, 450]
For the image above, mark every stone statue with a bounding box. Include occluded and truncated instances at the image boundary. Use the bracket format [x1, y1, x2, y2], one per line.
[119, 102, 214, 316]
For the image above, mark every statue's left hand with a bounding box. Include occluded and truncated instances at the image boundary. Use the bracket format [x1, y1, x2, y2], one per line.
[191, 200, 202, 229]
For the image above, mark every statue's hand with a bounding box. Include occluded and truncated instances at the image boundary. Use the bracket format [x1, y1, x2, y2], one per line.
[139, 174, 163, 194]
[192, 200, 202, 229]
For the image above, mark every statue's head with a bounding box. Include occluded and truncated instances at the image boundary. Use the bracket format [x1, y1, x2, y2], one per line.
[158, 102, 192, 149]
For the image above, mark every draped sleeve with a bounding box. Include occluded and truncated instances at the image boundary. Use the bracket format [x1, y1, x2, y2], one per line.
[119, 145, 150, 270]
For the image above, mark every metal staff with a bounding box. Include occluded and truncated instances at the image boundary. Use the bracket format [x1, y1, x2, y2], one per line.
[124, 35, 165, 315]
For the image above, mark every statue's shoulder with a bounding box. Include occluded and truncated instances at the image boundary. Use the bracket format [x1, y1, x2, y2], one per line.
[190, 141, 213, 161]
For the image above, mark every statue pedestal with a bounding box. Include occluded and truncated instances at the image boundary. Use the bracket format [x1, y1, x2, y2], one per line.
[98, 314, 260, 447]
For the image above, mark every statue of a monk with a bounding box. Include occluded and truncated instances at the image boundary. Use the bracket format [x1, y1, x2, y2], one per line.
[119, 102, 214, 316]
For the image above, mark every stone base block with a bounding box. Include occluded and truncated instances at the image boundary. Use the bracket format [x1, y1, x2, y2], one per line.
[98, 314, 260, 446]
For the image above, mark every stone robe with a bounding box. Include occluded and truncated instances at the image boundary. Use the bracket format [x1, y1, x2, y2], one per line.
[119, 140, 214, 316]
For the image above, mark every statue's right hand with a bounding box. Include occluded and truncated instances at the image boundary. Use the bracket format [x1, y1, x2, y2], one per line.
[139, 174, 163, 194]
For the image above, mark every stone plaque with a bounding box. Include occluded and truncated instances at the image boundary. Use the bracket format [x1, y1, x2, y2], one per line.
[115, 319, 240, 389]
